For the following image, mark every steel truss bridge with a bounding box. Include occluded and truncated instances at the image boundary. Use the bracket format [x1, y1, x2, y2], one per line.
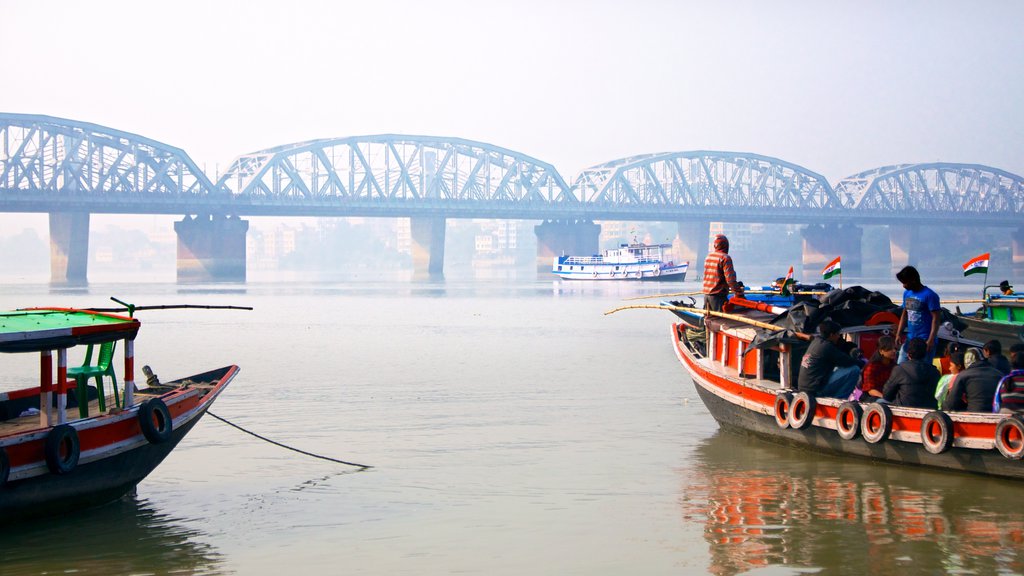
[2, 113, 1023, 227]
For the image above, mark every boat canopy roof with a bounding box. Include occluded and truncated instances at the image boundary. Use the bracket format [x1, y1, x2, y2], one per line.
[0, 308, 140, 353]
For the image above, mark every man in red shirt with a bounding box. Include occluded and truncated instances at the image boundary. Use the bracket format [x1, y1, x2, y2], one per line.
[702, 234, 744, 312]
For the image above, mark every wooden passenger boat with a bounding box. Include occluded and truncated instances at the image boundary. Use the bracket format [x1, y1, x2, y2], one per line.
[661, 290, 1024, 480]
[0, 307, 238, 520]
[957, 292, 1024, 350]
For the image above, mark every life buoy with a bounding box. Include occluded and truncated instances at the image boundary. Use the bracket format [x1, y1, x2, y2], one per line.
[774, 392, 793, 429]
[788, 392, 816, 430]
[45, 424, 80, 475]
[138, 398, 173, 444]
[0, 447, 9, 486]
[592, 271, 598, 278]
[995, 414, 1024, 459]
[654, 268, 661, 277]
[836, 402, 862, 440]
[861, 403, 893, 444]
[920, 411, 954, 454]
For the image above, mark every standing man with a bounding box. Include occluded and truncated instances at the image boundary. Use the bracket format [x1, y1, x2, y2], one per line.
[894, 265, 941, 364]
[702, 234, 744, 312]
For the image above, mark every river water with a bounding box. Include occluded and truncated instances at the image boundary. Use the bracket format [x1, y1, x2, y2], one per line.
[0, 268, 1021, 575]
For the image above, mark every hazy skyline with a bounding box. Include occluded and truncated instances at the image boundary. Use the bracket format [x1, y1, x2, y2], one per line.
[2, 0, 1023, 235]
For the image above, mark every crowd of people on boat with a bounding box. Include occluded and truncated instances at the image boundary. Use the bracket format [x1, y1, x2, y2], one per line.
[792, 265, 1024, 414]
[699, 236, 1024, 416]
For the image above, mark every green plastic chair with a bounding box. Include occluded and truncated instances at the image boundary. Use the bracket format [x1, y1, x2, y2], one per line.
[68, 341, 119, 417]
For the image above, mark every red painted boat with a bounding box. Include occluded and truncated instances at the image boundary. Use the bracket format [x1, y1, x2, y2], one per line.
[666, 293, 1024, 480]
[0, 307, 238, 520]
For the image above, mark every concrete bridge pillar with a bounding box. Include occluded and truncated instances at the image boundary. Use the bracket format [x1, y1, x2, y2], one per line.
[174, 214, 248, 282]
[888, 225, 920, 271]
[535, 220, 601, 273]
[49, 212, 90, 285]
[675, 220, 710, 268]
[410, 216, 446, 280]
[1013, 227, 1024, 268]
[801, 224, 862, 276]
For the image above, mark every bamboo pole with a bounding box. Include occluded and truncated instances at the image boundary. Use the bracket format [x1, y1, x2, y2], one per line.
[603, 304, 812, 340]
[940, 299, 987, 305]
[622, 290, 828, 302]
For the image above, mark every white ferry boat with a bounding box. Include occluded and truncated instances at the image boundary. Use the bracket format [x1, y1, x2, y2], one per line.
[552, 242, 688, 281]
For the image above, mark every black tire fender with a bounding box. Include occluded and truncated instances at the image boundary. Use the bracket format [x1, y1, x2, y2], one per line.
[45, 424, 80, 475]
[995, 414, 1024, 460]
[138, 398, 173, 444]
[0, 447, 9, 486]
[836, 402, 862, 440]
[920, 411, 954, 454]
[788, 392, 817, 430]
[774, 392, 793, 429]
[861, 403, 893, 444]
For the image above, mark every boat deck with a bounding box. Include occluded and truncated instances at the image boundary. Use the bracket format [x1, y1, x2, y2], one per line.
[0, 388, 166, 435]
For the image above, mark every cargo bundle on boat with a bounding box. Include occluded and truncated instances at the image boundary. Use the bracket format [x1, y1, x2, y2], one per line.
[0, 306, 238, 520]
[653, 287, 1024, 480]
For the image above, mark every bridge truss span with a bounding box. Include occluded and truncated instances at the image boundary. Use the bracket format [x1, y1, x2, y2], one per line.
[216, 135, 576, 216]
[0, 113, 215, 213]
[836, 163, 1024, 225]
[570, 151, 841, 221]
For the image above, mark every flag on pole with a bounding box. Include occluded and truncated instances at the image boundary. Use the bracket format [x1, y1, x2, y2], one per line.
[962, 253, 990, 277]
[822, 257, 842, 280]
[778, 265, 794, 295]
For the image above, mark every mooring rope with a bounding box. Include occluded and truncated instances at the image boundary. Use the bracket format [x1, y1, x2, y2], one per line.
[206, 411, 372, 470]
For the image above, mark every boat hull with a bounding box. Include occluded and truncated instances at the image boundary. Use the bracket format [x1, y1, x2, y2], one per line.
[0, 365, 237, 520]
[958, 314, 1024, 350]
[673, 326, 1024, 480]
[554, 265, 687, 281]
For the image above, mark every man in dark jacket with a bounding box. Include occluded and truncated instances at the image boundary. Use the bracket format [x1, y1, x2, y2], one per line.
[943, 347, 1004, 412]
[983, 340, 1012, 375]
[797, 320, 862, 398]
[882, 338, 940, 408]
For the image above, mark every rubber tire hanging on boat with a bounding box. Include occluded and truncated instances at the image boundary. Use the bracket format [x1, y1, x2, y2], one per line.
[861, 403, 893, 444]
[920, 411, 954, 454]
[788, 392, 816, 430]
[774, 392, 793, 429]
[0, 447, 9, 486]
[138, 398, 173, 444]
[835, 402, 862, 440]
[45, 424, 80, 475]
[994, 414, 1024, 460]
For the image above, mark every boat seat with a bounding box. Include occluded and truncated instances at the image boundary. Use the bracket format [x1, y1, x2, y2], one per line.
[67, 341, 119, 417]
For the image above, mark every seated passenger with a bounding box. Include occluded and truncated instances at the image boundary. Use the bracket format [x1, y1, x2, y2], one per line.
[934, 351, 965, 408]
[881, 338, 941, 408]
[983, 339, 1012, 375]
[797, 320, 863, 398]
[942, 347, 1004, 412]
[993, 343, 1024, 413]
[857, 335, 897, 400]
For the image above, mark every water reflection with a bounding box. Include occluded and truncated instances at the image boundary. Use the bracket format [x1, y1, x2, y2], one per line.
[0, 494, 224, 575]
[682, 431, 1024, 575]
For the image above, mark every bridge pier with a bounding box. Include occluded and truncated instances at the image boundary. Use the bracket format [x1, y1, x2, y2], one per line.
[410, 216, 446, 280]
[174, 214, 248, 282]
[801, 224, 862, 276]
[888, 225, 920, 271]
[535, 220, 601, 274]
[1013, 227, 1024, 268]
[675, 220, 710, 269]
[49, 212, 90, 285]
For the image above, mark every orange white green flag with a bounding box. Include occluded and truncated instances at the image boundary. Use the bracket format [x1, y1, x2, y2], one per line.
[962, 253, 990, 277]
[822, 257, 841, 280]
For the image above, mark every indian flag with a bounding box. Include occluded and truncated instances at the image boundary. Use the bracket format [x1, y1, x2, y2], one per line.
[962, 253, 990, 277]
[822, 256, 841, 280]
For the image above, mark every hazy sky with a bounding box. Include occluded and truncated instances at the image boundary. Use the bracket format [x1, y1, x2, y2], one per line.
[2, 0, 1023, 233]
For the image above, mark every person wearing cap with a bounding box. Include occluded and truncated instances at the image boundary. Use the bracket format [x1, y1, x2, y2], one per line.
[942, 346, 1003, 412]
[999, 280, 1015, 296]
[702, 234, 744, 312]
